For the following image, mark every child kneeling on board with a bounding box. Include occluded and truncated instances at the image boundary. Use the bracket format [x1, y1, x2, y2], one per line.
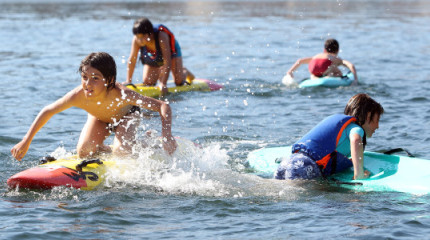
[126, 17, 194, 95]
[276, 93, 383, 180]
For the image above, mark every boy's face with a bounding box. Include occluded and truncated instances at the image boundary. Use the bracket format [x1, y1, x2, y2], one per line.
[362, 113, 380, 138]
[80, 65, 107, 99]
[136, 33, 151, 45]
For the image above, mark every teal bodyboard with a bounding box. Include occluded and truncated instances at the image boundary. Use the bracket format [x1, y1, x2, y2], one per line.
[247, 146, 430, 194]
[299, 72, 355, 88]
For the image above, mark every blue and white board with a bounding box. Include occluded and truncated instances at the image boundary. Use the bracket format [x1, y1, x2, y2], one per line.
[247, 146, 430, 195]
[299, 72, 355, 88]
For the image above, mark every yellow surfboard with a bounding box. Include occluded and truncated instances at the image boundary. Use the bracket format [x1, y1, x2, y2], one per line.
[126, 78, 223, 98]
[7, 157, 118, 190]
[7, 138, 198, 191]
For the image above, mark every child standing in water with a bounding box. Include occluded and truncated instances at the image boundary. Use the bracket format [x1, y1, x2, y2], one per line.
[11, 52, 177, 161]
[126, 17, 194, 95]
[285, 38, 358, 85]
[276, 93, 384, 180]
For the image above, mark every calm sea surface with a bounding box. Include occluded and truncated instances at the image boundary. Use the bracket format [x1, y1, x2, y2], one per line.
[1, 0, 430, 239]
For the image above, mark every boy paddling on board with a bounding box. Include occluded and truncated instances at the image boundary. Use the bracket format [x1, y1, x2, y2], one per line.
[276, 93, 384, 180]
[125, 17, 194, 95]
[11, 52, 177, 161]
[285, 39, 358, 85]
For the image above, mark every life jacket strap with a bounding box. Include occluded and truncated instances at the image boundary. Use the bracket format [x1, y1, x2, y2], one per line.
[158, 25, 176, 54]
[315, 151, 338, 176]
[316, 153, 331, 169]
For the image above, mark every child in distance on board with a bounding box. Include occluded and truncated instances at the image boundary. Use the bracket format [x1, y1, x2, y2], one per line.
[275, 93, 384, 180]
[285, 38, 358, 85]
[125, 17, 194, 95]
[11, 52, 177, 161]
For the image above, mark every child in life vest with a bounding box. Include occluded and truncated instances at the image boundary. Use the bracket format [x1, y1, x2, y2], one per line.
[275, 93, 383, 180]
[11, 52, 177, 161]
[285, 39, 358, 85]
[125, 17, 194, 95]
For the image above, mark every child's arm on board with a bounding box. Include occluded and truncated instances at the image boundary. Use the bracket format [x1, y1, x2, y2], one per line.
[125, 89, 177, 154]
[11, 88, 78, 161]
[126, 36, 140, 84]
[286, 57, 312, 78]
[341, 59, 358, 85]
[350, 133, 369, 179]
[158, 32, 172, 95]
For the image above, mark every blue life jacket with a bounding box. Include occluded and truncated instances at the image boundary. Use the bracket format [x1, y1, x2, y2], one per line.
[140, 24, 177, 67]
[291, 114, 364, 177]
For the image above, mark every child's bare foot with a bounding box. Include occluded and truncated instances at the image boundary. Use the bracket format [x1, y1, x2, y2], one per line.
[184, 68, 195, 85]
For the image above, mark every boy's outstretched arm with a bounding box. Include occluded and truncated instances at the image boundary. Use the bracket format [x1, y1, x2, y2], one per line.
[159, 101, 176, 154]
[350, 133, 369, 179]
[11, 90, 76, 161]
[286, 57, 312, 78]
[157, 32, 172, 95]
[125, 88, 177, 154]
[126, 36, 140, 84]
[342, 60, 358, 85]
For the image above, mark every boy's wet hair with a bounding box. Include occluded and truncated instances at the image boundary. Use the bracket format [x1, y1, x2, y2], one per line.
[324, 39, 339, 54]
[132, 17, 154, 35]
[344, 93, 384, 126]
[79, 52, 116, 90]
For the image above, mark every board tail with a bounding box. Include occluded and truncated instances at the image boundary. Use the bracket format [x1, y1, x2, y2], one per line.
[199, 79, 223, 91]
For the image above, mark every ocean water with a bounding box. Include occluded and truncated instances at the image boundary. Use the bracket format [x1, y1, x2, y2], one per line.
[1, 0, 430, 239]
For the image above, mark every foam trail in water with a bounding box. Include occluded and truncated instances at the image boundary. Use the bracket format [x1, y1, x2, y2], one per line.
[36, 137, 308, 199]
[104, 136, 305, 199]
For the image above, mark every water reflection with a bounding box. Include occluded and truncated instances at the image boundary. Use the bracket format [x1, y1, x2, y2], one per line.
[1, 1, 430, 19]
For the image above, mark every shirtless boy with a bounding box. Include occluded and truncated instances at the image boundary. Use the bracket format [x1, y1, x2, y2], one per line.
[11, 52, 177, 161]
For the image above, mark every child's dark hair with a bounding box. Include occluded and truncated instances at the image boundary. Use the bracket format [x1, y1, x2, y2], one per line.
[324, 39, 339, 54]
[344, 93, 384, 126]
[132, 17, 154, 35]
[79, 52, 116, 90]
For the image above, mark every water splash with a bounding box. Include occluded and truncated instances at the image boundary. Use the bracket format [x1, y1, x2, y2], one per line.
[102, 137, 233, 197]
[281, 74, 298, 87]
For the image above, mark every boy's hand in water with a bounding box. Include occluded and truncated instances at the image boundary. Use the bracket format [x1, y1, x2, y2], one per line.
[11, 139, 31, 161]
[364, 170, 370, 178]
[163, 137, 177, 155]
